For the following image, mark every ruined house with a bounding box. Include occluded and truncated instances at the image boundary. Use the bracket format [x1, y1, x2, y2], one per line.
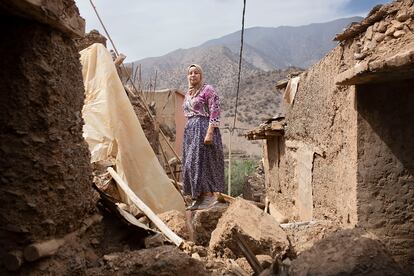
[248, 0, 414, 271]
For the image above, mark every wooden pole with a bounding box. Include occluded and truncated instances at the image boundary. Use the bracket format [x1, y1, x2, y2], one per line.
[107, 168, 184, 247]
[88, 0, 119, 55]
[24, 239, 65, 262]
[23, 214, 102, 262]
[228, 129, 232, 196]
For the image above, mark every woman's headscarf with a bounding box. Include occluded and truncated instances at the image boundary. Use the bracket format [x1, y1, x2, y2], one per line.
[187, 64, 204, 97]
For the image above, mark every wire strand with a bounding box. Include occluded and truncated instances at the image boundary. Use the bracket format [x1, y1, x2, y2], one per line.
[231, 0, 247, 132]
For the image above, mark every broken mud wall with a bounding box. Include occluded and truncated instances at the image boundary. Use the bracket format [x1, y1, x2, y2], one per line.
[128, 93, 160, 155]
[273, 0, 414, 270]
[75, 29, 107, 52]
[275, 47, 358, 224]
[357, 79, 414, 270]
[0, 7, 94, 258]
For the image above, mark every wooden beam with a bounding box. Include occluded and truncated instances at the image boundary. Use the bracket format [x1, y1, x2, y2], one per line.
[107, 167, 184, 247]
[0, 0, 85, 37]
[23, 214, 102, 262]
[234, 231, 263, 275]
[24, 239, 66, 262]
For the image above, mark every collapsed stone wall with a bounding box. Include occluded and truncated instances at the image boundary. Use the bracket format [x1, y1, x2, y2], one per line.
[357, 80, 414, 270]
[0, 13, 94, 257]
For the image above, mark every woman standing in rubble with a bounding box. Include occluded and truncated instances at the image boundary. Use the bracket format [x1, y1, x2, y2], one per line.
[182, 64, 225, 210]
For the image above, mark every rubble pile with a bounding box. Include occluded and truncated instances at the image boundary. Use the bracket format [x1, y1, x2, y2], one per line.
[289, 229, 406, 276]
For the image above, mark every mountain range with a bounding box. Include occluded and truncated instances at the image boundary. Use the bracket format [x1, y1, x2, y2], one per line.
[132, 16, 362, 90]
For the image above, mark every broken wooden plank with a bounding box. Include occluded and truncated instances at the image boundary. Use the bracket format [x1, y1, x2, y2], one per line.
[234, 231, 264, 275]
[107, 167, 184, 247]
[116, 204, 158, 233]
[114, 53, 127, 67]
[0, 0, 85, 37]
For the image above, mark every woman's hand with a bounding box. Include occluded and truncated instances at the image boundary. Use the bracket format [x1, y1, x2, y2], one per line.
[204, 125, 215, 145]
[204, 132, 213, 145]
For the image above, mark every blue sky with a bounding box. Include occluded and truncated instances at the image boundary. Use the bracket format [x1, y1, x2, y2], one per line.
[342, 0, 390, 13]
[75, 0, 392, 61]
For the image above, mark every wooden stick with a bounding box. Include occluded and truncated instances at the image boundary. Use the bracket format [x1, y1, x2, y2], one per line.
[234, 231, 263, 275]
[23, 214, 102, 262]
[107, 167, 184, 247]
[114, 53, 126, 67]
[24, 239, 66, 262]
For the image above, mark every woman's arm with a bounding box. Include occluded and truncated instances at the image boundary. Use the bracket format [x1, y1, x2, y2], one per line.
[204, 85, 220, 145]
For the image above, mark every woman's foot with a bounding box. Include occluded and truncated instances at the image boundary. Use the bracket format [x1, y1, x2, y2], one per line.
[186, 198, 201, 210]
[197, 195, 218, 210]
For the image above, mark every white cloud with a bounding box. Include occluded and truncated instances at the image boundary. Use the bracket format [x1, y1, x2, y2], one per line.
[75, 0, 369, 61]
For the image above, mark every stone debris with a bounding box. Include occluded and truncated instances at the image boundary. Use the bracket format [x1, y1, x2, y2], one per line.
[289, 229, 406, 276]
[95, 245, 211, 275]
[209, 198, 289, 259]
[191, 204, 229, 246]
[157, 209, 189, 240]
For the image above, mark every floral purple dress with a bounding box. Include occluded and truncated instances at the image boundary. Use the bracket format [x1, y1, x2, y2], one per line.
[182, 84, 225, 198]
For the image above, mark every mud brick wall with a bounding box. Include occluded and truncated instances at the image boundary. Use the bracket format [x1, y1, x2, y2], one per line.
[0, 16, 94, 255]
[357, 79, 414, 271]
[276, 47, 359, 224]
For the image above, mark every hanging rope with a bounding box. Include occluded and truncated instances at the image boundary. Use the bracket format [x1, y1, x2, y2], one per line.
[231, 0, 247, 132]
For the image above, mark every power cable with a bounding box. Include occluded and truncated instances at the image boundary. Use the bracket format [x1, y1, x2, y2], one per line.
[228, 0, 247, 196]
[231, 0, 247, 132]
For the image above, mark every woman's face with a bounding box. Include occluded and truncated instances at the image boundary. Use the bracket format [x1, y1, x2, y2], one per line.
[188, 66, 201, 87]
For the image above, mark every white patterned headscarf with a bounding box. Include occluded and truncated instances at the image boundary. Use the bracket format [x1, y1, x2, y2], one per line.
[187, 64, 204, 97]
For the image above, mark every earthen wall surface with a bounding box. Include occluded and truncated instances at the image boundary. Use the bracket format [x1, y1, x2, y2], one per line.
[0, 16, 94, 256]
[357, 79, 414, 270]
[274, 47, 358, 224]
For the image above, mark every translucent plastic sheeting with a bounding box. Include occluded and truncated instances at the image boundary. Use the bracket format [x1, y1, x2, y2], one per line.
[80, 43, 185, 214]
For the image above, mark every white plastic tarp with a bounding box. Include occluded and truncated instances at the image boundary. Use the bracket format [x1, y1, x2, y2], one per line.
[79, 43, 185, 214]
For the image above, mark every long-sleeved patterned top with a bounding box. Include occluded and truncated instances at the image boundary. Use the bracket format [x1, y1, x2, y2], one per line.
[183, 84, 220, 127]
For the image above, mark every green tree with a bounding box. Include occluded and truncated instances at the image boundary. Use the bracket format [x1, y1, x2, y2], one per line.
[224, 158, 258, 197]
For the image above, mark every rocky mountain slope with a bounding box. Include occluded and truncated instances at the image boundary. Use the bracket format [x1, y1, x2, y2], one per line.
[202, 16, 363, 69]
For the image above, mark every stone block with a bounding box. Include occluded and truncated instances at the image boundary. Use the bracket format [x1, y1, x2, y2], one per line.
[209, 199, 289, 259]
[192, 204, 228, 246]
